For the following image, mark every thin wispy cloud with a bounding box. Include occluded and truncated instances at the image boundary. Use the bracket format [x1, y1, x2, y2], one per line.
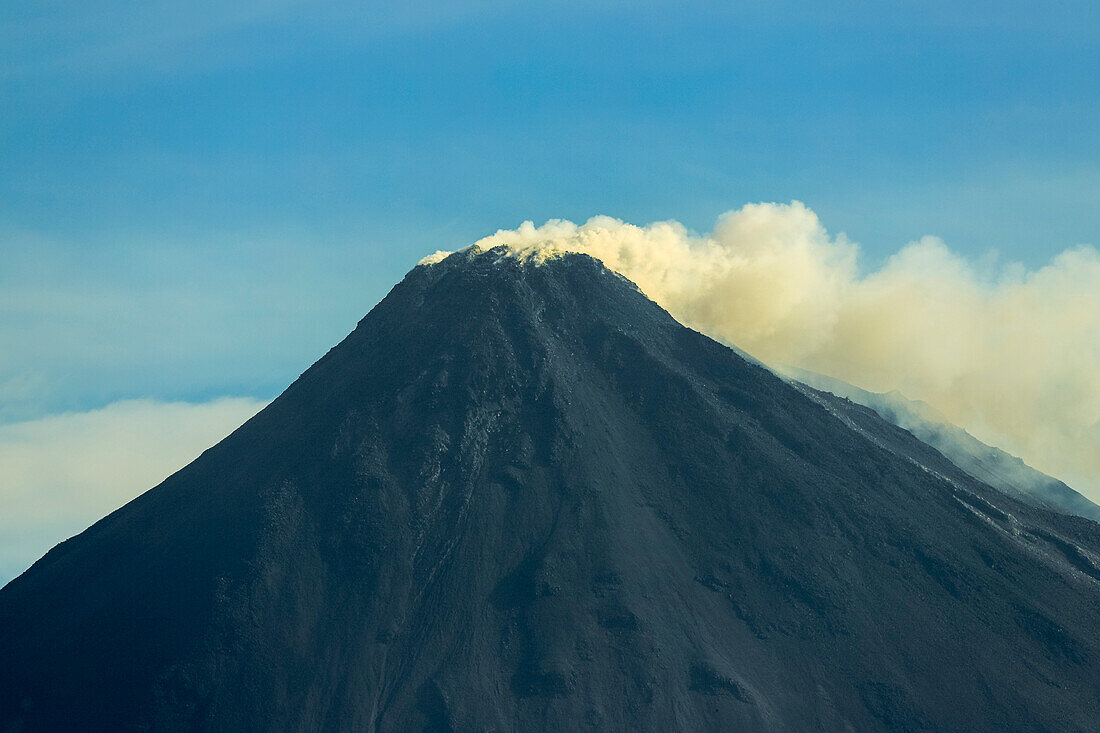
[0, 1, 575, 82]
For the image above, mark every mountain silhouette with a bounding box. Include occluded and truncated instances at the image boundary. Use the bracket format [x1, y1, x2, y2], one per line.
[2, 246, 1099, 731]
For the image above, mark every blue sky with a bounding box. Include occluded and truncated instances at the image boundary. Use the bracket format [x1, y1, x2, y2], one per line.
[1, 1, 1099, 580]
[3, 0, 1098, 416]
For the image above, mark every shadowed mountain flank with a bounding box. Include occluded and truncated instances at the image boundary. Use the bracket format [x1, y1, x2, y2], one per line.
[2, 247, 1099, 731]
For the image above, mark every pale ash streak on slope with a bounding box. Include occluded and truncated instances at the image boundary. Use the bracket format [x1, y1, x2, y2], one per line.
[780, 366, 1100, 523]
[426, 202, 1100, 500]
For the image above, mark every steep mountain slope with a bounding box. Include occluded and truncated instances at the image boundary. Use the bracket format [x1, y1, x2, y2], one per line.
[3, 247, 1100, 732]
[782, 366, 1100, 523]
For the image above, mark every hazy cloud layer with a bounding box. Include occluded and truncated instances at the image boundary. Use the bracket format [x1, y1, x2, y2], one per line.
[0, 397, 266, 586]
[467, 203, 1100, 498]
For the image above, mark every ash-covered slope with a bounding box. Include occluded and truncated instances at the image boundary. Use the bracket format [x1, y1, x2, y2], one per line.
[782, 366, 1100, 524]
[3, 247, 1100, 732]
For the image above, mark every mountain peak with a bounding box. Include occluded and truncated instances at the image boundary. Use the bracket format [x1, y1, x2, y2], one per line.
[417, 242, 638, 282]
[418, 241, 576, 267]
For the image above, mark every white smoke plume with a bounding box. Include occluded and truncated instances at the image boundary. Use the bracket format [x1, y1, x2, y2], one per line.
[444, 202, 1100, 499]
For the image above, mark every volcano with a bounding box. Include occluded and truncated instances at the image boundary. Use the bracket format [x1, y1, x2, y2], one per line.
[2, 247, 1100, 731]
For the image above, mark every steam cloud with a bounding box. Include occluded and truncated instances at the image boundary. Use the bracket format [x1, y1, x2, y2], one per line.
[454, 202, 1100, 499]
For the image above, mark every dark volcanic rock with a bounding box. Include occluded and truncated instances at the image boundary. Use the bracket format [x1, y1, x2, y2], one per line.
[2, 247, 1100, 731]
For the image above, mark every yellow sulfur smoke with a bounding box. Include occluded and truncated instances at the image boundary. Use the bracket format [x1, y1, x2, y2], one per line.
[458, 202, 1100, 499]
